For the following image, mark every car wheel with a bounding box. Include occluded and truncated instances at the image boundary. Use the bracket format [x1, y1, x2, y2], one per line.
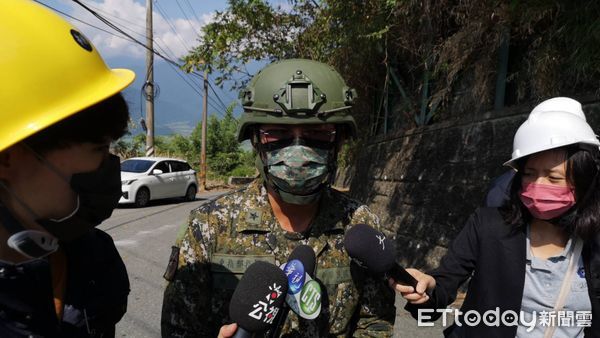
[134, 187, 150, 207]
[184, 185, 197, 202]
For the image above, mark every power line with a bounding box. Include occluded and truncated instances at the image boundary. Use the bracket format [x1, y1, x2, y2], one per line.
[69, 0, 166, 61]
[183, 0, 204, 27]
[150, 0, 230, 113]
[41, 0, 231, 119]
[154, 0, 192, 54]
[81, 0, 147, 31]
[144, 1, 231, 114]
[213, 80, 238, 104]
[78, 1, 191, 78]
[33, 0, 130, 42]
[37, 1, 205, 103]
[208, 82, 230, 111]
[175, 0, 202, 38]
[78, 2, 172, 87]
[155, 37, 184, 67]
[82, 0, 183, 66]
[152, 0, 228, 114]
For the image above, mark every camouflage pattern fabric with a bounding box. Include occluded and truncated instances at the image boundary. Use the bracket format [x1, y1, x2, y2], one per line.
[161, 179, 396, 337]
[266, 145, 330, 193]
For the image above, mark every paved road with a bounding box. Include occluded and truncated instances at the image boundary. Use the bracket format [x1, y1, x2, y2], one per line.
[99, 192, 224, 337]
[99, 191, 447, 338]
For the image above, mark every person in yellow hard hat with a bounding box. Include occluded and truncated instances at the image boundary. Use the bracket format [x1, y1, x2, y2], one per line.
[0, 0, 135, 336]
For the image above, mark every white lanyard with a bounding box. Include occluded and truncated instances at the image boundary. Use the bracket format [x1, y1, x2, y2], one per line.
[543, 238, 584, 338]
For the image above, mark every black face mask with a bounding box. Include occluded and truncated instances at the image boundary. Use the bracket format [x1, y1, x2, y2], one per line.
[37, 154, 122, 242]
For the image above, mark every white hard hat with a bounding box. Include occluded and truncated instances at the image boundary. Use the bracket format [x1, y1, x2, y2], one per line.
[504, 97, 600, 169]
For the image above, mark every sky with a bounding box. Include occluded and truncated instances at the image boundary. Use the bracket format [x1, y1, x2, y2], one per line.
[41, 0, 279, 136]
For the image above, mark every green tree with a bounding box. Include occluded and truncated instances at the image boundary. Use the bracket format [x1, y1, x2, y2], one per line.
[183, 0, 600, 135]
[170, 134, 195, 164]
[114, 110, 256, 181]
[211, 105, 242, 175]
[183, 0, 302, 88]
[189, 102, 250, 177]
[111, 133, 146, 158]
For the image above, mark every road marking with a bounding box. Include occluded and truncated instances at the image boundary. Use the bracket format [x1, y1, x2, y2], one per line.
[114, 239, 137, 247]
[104, 203, 191, 232]
[104, 193, 227, 232]
[114, 224, 178, 248]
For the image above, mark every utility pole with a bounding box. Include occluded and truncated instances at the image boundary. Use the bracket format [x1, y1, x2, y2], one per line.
[145, 0, 155, 156]
[199, 70, 208, 191]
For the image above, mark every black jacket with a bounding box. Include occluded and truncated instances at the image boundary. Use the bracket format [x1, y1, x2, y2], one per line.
[0, 229, 129, 337]
[406, 207, 600, 337]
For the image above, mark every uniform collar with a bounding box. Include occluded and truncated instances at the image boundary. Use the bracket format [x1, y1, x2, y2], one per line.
[526, 223, 575, 270]
[235, 180, 276, 233]
[309, 188, 346, 235]
[235, 180, 346, 235]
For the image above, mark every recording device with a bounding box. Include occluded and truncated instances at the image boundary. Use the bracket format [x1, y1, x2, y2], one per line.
[281, 245, 321, 320]
[269, 245, 319, 337]
[229, 261, 288, 338]
[344, 223, 418, 289]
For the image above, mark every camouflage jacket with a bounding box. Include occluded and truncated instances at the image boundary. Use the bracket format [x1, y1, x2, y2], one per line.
[161, 180, 395, 337]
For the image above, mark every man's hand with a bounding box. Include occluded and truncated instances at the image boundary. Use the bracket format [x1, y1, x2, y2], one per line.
[217, 323, 238, 338]
[388, 268, 436, 305]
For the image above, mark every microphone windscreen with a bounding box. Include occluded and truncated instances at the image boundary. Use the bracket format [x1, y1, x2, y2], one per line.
[229, 261, 289, 332]
[288, 245, 316, 276]
[344, 224, 396, 273]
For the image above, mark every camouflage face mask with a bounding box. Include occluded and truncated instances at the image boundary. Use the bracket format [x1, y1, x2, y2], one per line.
[265, 145, 331, 199]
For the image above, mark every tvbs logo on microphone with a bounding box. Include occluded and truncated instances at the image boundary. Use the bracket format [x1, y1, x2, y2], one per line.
[248, 283, 284, 324]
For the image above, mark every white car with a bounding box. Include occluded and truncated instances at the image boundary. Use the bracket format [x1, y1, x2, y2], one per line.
[119, 157, 198, 207]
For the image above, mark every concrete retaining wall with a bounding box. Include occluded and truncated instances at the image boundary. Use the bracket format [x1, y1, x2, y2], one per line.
[345, 98, 600, 268]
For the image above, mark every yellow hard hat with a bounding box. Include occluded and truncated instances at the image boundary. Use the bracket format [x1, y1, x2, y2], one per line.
[0, 0, 136, 152]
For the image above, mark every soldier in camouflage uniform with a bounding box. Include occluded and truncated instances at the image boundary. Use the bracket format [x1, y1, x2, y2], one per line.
[161, 59, 396, 337]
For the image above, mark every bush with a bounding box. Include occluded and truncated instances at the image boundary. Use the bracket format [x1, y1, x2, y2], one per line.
[229, 165, 257, 177]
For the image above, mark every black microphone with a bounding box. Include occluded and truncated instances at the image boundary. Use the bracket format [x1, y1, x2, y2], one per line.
[288, 244, 316, 276]
[344, 224, 419, 288]
[229, 261, 289, 338]
[269, 245, 317, 338]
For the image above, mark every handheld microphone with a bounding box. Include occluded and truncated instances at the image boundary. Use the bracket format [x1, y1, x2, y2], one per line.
[344, 224, 419, 288]
[269, 245, 319, 337]
[282, 245, 321, 319]
[287, 244, 316, 276]
[284, 245, 316, 296]
[229, 261, 288, 338]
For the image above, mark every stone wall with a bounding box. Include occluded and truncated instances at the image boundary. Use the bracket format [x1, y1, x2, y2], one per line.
[344, 98, 600, 269]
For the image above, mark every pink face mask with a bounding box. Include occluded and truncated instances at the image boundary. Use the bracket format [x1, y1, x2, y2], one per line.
[519, 182, 576, 220]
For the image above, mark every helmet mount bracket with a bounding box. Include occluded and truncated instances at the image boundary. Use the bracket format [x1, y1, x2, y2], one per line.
[235, 59, 358, 142]
[273, 71, 326, 115]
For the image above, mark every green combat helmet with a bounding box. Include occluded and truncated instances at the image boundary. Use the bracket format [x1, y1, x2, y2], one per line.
[238, 59, 358, 205]
[237, 59, 357, 142]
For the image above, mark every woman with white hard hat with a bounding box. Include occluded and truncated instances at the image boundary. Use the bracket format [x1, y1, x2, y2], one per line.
[392, 97, 600, 337]
[0, 0, 135, 336]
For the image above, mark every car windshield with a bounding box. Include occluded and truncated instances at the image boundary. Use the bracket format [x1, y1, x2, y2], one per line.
[121, 159, 155, 173]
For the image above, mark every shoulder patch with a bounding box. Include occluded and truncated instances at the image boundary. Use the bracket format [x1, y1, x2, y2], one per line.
[245, 210, 262, 225]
